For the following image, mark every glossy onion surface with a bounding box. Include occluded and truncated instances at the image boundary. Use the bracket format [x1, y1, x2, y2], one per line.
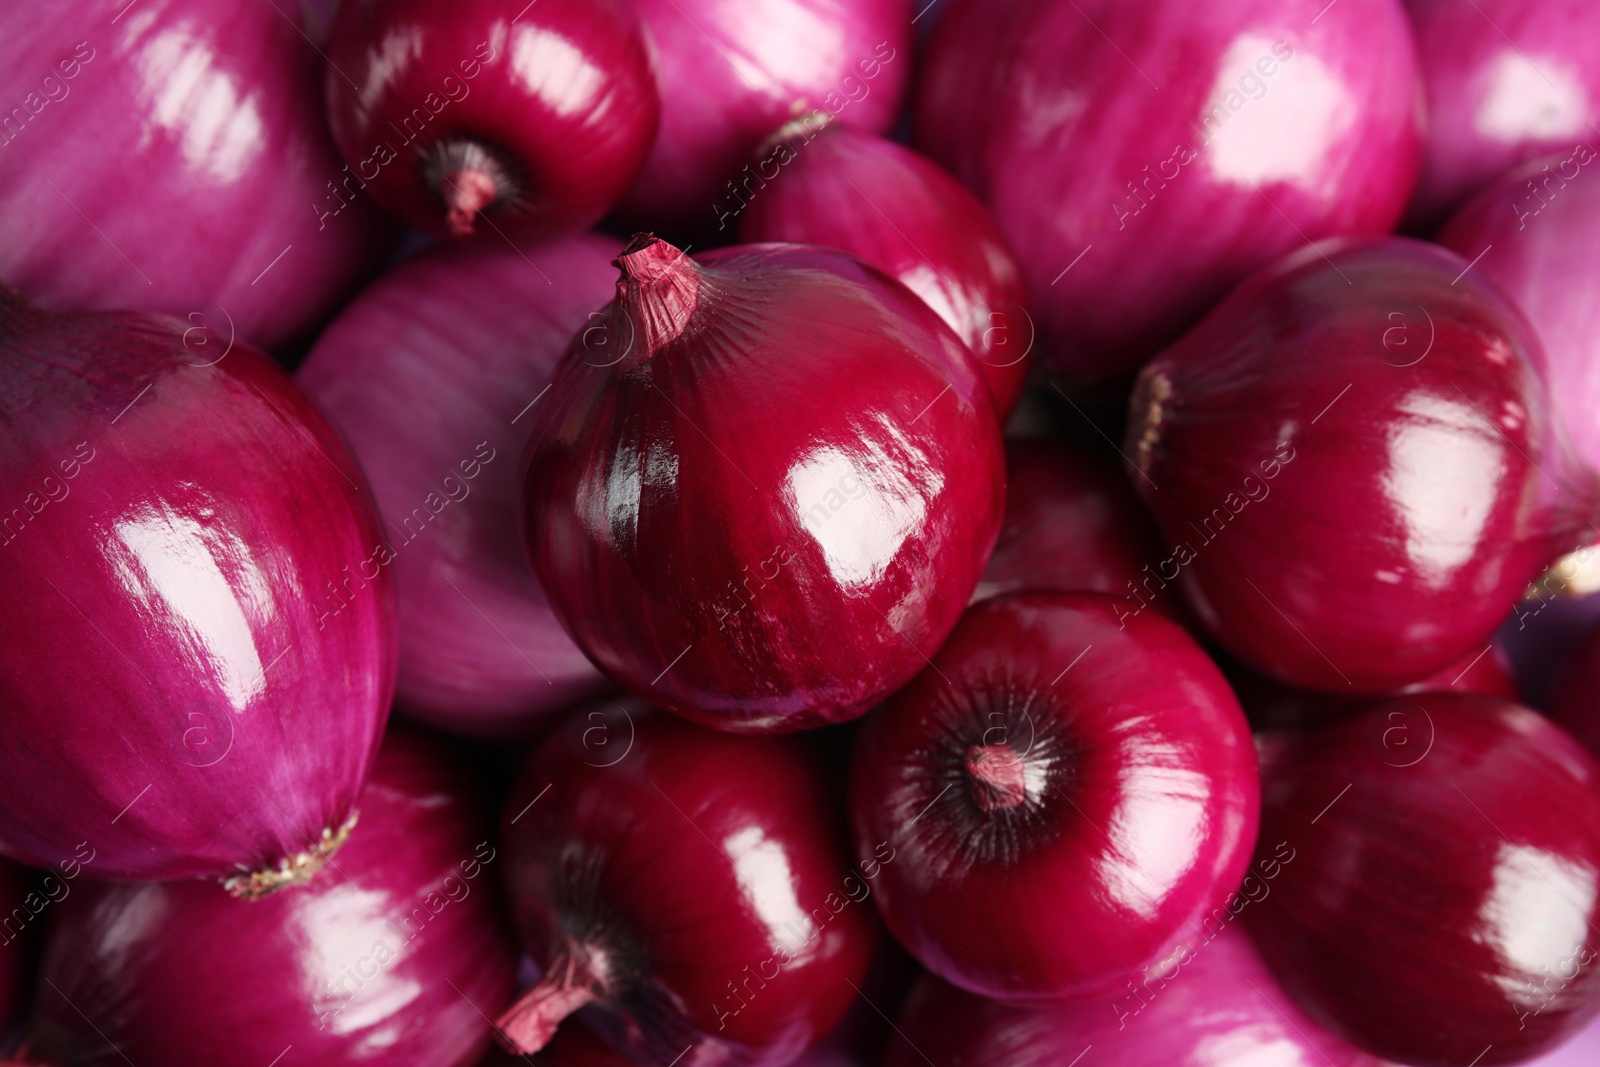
[23, 727, 515, 1067]
[523, 237, 1005, 733]
[914, 0, 1422, 383]
[0, 0, 392, 349]
[1248, 694, 1600, 1064]
[0, 291, 395, 888]
[850, 592, 1259, 1000]
[1403, 0, 1600, 228]
[496, 706, 875, 1064]
[1126, 237, 1597, 692]
[299, 236, 615, 740]
[738, 116, 1032, 418]
[325, 0, 658, 241]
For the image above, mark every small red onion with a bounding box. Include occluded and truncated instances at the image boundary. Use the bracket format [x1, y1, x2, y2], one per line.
[522, 236, 1004, 733]
[494, 704, 875, 1063]
[1125, 236, 1600, 692]
[737, 115, 1032, 418]
[0, 0, 393, 350]
[850, 592, 1258, 1001]
[0, 289, 395, 891]
[18, 726, 515, 1067]
[299, 236, 616, 740]
[1248, 694, 1600, 1064]
[324, 0, 659, 241]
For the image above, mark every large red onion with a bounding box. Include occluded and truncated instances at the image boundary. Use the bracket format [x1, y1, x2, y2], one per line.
[1402, 0, 1600, 228]
[1247, 694, 1600, 1064]
[0, 289, 394, 890]
[494, 704, 875, 1063]
[850, 592, 1258, 1001]
[1125, 236, 1600, 692]
[0, 0, 392, 350]
[299, 236, 615, 740]
[18, 726, 515, 1067]
[737, 115, 1031, 418]
[522, 236, 1004, 733]
[914, 0, 1422, 383]
[615, 0, 911, 233]
[324, 0, 658, 241]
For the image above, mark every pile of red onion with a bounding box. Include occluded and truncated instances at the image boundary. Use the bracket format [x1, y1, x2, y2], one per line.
[7, 1, 1600, 1065]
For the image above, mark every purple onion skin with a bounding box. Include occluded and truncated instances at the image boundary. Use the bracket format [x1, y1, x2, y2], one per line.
[325, 0, 658, 242]
[914, 0, 1423, 384]
[1126, 236, 1599, 693]
[881, 924, 1378, 1067]
[1403, 0, 1600, 230]
[615, 0, 912, 234]
[24, 727, 515, 1067]
[0, 291, 395, 886]
[523, 238, 1005, 734]
[737, 119, 1031, 419]
[299, 236, 616, 740]
[1247, 694, 1600, 1065]
[0, 0, 393, 351]
[850, 592, 1259, 1001]
[497, 706, 875, 1065]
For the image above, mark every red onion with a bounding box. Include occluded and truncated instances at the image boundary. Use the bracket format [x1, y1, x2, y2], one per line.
[882, 924, 1378, 1067]
[18, 726, 515, 1067]
[737, 114, 1032, 418]
[0, 0, 393, 350]
[522, 236, 1005, 733]
[299, 236, 615, 740]
[324, 0, 658, 241]
[1402, 0, 1600, 228]
[1247, 693, 1600, 1064]
[914, 0, 1422, 383]
[1125, 236, 1600, 692]
[615, 0, 912, 233]
[0, 289, 394, 890]
[850, 592, 1258, 1001]
[494, 704, 875, 1063]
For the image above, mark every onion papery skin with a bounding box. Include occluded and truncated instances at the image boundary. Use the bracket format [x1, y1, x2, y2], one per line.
[0, 291, 395, 886]
[0, 0, 393, 351]
[615, 0, 912, 234]
[882, 925, 1380, 1067]
[496, 705, 875, 1065]
[1402, 0, 1600, 230]
[1439, 151, 1600, 476]
[299, 236, 616, 740]
[737, 117, 1031, 419]
[849, 592, 1259, 1001]
[23, 727, 515, 1067]
[913, 0, 1422, 384]
[1125, 236, 1599, 693]
[324, 0, 658, 242]
[523, 237, 1005, 734]
[1247, 694, 1600, 1064]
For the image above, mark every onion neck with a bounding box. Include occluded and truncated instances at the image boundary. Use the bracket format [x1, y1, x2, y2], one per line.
[423, 139, 517, 238]
[615, 235, 706, 352]
[495, 946, 610, 1055]
[964, 743, 1027, 811]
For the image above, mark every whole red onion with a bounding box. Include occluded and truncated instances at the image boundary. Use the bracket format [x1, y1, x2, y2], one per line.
[19, 727, 515, 1067]
[0, 289, 394, 890]
[0, 0, 392, 350]
[737, 115, 1031, 418]
[882, 924, 1379, 1067]
[1246, 693, 1600, 1064]
[1403, 0, 1600, 228]
[1125, 236, 1600, 692]
[299, 236, 615, 740]
[324, 0, 658, 241]
[615, 0, 911, 233]
[522, 236, 1004, 733]
[850, 592, 1258, 1001]
[915, 0, 1422, 383]
[494, 705, 875, 1063]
